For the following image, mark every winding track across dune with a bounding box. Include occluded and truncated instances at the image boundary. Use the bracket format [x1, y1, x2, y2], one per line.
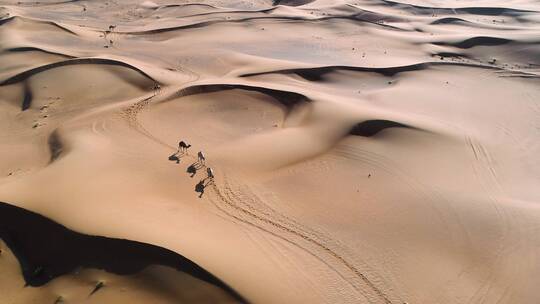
[208, 176, 398, 304]
[1, 0, 540, 303]
[118, 82, 399, 302]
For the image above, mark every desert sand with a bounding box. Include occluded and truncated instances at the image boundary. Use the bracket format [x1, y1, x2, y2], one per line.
[0, 0, 539, 303]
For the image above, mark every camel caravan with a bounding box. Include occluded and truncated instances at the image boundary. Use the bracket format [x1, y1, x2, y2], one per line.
[169, 139, 215, 198]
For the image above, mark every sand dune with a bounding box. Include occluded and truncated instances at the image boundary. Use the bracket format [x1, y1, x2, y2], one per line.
[0, 0, 539, 303]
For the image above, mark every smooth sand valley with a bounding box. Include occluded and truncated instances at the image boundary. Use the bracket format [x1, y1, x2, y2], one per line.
[0, 0, 539, 303]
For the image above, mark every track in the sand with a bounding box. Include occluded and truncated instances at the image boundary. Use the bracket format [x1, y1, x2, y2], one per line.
[206, 176, 399, 304]
[117, 87, 396, 302]
[117, 80, 400, 303]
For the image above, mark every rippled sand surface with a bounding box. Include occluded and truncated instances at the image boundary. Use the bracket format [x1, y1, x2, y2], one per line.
[0, 0, 539, 303]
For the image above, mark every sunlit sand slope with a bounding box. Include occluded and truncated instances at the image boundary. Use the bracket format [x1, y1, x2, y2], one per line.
[0, 0, 539, 303]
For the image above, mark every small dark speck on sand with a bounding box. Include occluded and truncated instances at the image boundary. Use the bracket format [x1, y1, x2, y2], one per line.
[90, 281, 105, 296]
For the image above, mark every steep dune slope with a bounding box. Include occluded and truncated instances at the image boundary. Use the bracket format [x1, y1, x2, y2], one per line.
[0, 0, 539, 303]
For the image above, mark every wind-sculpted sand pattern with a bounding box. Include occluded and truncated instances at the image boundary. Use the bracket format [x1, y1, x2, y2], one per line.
[0, 0, 540, 303]
[206, 174, 396, 303]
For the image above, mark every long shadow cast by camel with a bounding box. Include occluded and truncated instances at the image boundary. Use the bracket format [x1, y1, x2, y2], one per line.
[195, 178, 214, 198]
[168, 151, 187, 164]
[187, 162, 205, 177]
[168, 153, 181, 163]
[0, 201, 247, 303]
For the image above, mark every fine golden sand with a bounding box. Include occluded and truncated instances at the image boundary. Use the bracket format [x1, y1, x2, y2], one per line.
[0, 0, 540, 303]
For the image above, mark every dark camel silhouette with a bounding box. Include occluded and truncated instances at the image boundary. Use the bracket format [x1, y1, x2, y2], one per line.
[187, 162, 204, 177]
[195, 180, 206, 198]
[168, 153, 180, 164]
[194, 167, 215, 198]
[187, 164, 197, 177]
[195, 173, 215, 198]
[170, 140, 190, 162]
[178, 141, 191, 153]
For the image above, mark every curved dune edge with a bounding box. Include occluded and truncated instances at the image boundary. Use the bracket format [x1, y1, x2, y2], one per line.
[0, 15, 78, 35]
[239, 61, 500, 78]
[0, 201, 248, 303]
[0, 58, 157, 86]
[379, 0, 539, 15]
[349, 120, 417, 137]
[0, 0, 539, 303]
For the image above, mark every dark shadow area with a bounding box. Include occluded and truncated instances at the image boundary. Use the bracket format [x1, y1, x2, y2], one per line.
[22, 81, 32, 111]
[350, 120, 415, 137]
[168, 153, 180, 163]
[434, 36, 512, 49]
[48, 130, 63, 163]
[195, 180, 206, 198]
[176, 84, 309, 109]
[0, 201, 247, 303]
[240, 63, 431, 79]
[240, 61, 500, 81]
[430, 17, 471, 25]
[380, 0, 536, 16]
[187, 164, 197, 177]
[433, 52, 470, 59]
[195, 178, 214, 198]
[187, 162, 204, 178]
[458, 7, 535, 16]
[0, 58, 156, 86]
[273, 0, 315, 6]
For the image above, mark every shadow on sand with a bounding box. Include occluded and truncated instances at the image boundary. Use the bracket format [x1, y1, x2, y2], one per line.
[187, 162, 205, 177]
[195, 178, 214, 198]
[0, 201, 247, 303]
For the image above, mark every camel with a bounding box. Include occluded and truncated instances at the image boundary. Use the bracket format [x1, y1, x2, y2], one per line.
[195, 180, 206, 198]
[197, 151, 206, 165]
[194, 168, 215, 198]
[206, 167, 214, 180]
[178, 141, 191, 153]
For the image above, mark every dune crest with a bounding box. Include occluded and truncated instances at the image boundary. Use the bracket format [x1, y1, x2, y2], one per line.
[0, 0, 539, 303]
